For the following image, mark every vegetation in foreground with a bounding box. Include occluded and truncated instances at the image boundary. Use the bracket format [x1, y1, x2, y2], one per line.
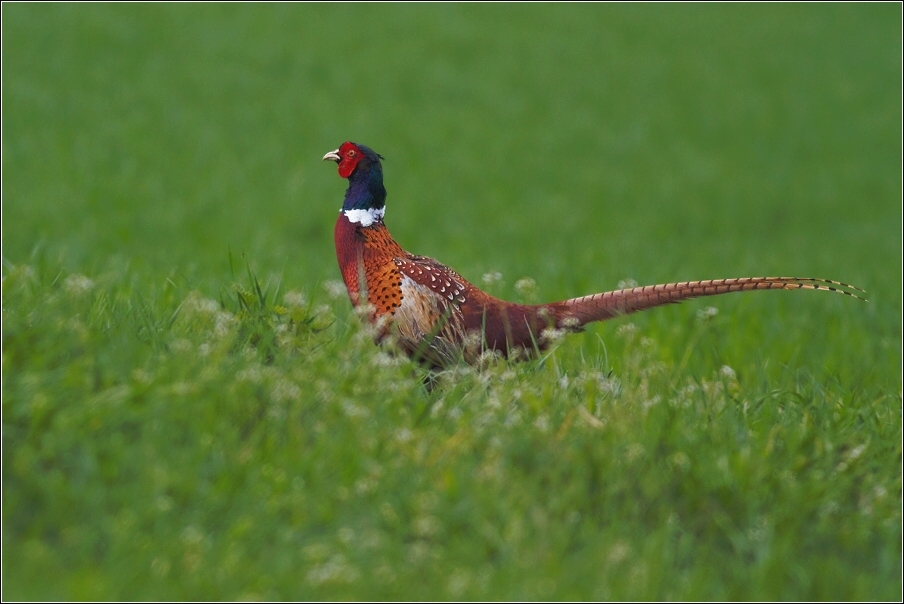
[3, 262, 900, 600]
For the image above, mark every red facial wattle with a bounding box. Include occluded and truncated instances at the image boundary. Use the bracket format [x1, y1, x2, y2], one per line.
[337, 142, 362, 178]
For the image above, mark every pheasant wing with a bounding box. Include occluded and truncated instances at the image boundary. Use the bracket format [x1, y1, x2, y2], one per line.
[390, 256, 472, 366]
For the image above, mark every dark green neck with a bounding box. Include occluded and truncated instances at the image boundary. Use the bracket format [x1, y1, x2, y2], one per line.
[342, 164, 386, 212]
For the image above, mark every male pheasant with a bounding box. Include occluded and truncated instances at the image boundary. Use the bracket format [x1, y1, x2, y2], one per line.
[324, 141, 863, 369]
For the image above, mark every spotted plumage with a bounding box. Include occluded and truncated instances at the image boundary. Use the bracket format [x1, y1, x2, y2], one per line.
[323, 142, 865, 369]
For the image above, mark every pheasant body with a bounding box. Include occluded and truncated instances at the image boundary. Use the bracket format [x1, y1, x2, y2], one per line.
[333, 209, 543, 366]
[324, 142, 863, 368]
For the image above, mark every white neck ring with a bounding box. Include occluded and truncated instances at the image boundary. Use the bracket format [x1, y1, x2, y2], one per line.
[343, 207, 385, 227]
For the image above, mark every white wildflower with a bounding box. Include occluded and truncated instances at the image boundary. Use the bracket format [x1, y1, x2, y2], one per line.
[185, 293, 219, 315]
[342, 401, 367, 418]
[533, 415, 550, 433]
[237, 366, 264, 383]
[696, 306, 719, 320]
[447, 569, 471, 598]
[413, 515, 439, 537]
[617, 278, 638, 290]
[599, 375, 621, 396]
[847, 443, 867, 461]
[354, 477, 376, 495]
[305, 554, 359, 585]
[323, 280, 347, 299]
[540, 327, 568, 344]
[616, 322, 637, 338]
[608, 541, 630, 563]
[670, 452, 691, 471]
[371, 352, 400, 367]
[481, 271, 503, 286]
[560, 316, 581, 330]
[283, 290, 307, 308]
[625, 443, 645, 462]
[171, 338, 192, 353]
[213, 311, 235, 337]
[270, 379, 301, 403]
[514, 277, 537, 301]
[8, 264, 36, 284]
[643, 395, 661, 410]
[476, 349, 502, 367]
[181, 525, 205, 545]
[64, 274, 95, 295]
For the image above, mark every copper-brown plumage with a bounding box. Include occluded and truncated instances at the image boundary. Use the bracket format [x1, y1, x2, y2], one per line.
[324, 142, 864, 369]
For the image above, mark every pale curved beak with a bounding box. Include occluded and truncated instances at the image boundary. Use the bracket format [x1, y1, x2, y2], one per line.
[322, 149, 340, 162]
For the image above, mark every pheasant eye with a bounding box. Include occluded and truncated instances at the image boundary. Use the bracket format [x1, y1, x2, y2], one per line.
[347, 149, 357, 159]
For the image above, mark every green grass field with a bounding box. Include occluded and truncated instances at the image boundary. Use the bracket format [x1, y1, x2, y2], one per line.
[3, 4, 901, 600]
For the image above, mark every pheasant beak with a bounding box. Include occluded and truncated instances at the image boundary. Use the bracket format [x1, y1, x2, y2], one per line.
[322, 149, 341, 162]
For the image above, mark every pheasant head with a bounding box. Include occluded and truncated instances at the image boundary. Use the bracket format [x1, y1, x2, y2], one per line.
[323, 141, 387, 226]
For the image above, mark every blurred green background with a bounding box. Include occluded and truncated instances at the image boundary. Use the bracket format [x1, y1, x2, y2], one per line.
[3, 3, 901, 600]
[3, 3, 900, 375]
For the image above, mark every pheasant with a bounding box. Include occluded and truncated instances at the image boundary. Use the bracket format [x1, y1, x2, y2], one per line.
[323, 141, 864, 369]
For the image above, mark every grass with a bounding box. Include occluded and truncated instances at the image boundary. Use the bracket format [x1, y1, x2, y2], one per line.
[3, 3, 901, 600]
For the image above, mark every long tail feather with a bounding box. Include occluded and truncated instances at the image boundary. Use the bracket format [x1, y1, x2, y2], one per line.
[550, 277, 866, 327]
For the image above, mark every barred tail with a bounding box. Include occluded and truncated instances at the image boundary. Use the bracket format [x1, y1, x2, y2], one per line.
[550, 277, 866, 327]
